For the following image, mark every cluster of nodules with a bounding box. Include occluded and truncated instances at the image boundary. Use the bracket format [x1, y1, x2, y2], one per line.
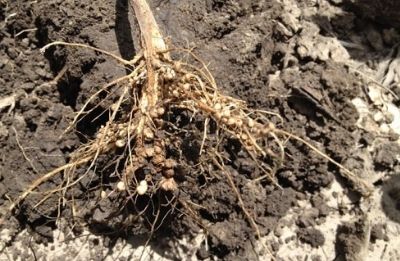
[93, 101, 179, 195]
[114, 138, 179, 196]
[94, 122, 131, 151]
[156, 62, 195, 99]
[107, 105, 179, 195]
[212, 102, 275, 147]
[156, 61, 279, 154]
[95, 106, 167, 150]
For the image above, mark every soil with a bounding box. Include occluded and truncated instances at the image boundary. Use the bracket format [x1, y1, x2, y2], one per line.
[297, 227, 325, 248]
[336, 217, 370, 261]
[1, 0, 400, 260]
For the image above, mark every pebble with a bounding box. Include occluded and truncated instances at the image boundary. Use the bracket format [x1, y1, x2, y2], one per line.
[373, 111, 384, 123]
[35, 68, 47, 78]
[21, 82, 35, 91]
[21, 38, 30, 47]
[274, 224, 284, 237]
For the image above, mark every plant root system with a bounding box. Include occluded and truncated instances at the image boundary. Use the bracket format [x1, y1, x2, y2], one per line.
[5, 0, 374, 256]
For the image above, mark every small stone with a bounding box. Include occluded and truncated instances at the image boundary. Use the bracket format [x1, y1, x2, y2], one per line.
[297, 216, 315, 228]
[297, 228, 325, 248]
[311, 255, 322, 261]
[21, 38, 30, 47]
[316, 217, 325, 225]
[284, 236, 295, 244]
[295, 192, 306, 200]
[384, 111, 394, 124]
[21, 82, 35, 91]
[370, 224, 387, 242]
[373, 111, 384, 123]
[35, 68, 47, 78]
[297, 45, 308, 58]
[274, 225, 284, 237]
[270, 240, 280, 252]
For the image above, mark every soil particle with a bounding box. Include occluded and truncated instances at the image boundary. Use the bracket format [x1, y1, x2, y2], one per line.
[373, 141, 400, 170]
[270, 240, 280, 252]
[285, 235, 296, 244]
[296, 208, 320, 228]
[274, 224, 284, 237]
[196, 242, 211, 260]
[381, 175, 400, 223]
[336, 217, 369, 261]
[208, 220, 251, 257]
[370, 223, 388, 243]
[265, 188, 297, 217]
[311, 194, 331, 217]
[297, 227, 325, 248]
[311, 255, 323, 261]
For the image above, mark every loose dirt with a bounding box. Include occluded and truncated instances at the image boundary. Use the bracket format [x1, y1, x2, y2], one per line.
[1, 0, 400, 260]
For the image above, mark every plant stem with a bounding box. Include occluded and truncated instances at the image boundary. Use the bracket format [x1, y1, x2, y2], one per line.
[131, 0, 167, 135]
[131, 0, 167, 56]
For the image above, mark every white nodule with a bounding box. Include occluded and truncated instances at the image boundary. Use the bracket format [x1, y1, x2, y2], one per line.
[117, 181, 126, 191]
[115, 139, 126, 148]
[136, 180, 148, 195]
